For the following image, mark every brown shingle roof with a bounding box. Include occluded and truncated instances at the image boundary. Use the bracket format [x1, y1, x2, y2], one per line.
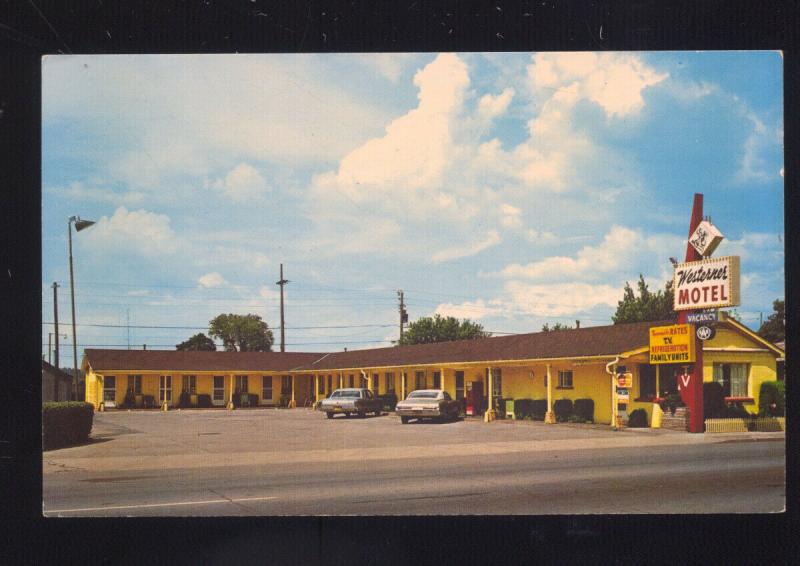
[303, 319, 671, 370]
[83, 349, 325, 373]
[84, 320, 672, 373]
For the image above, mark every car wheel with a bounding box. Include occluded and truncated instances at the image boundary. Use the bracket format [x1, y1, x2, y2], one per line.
[400, 416, 409, 424]
[358, 410, 366, 418]
[326, 412, 334, 419]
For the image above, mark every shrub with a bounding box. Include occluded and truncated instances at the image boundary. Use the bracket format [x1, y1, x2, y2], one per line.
[566, 414, 585, 423]
[703, 382, 727, 419]
[573, 398, 594, 423]
[531, 399, 548, 421]
[142, 395, 156, 408]
[553, 399, 573, 422]
[725, 403, 750, 419]
[663, 393, 684, 415]
[197, 394, 212, 408]
[178, 391, 192, 408]
[627, 408, 648, 428]
[42, 402, 94, 450]
[513, 399, 534, 419]
[121, 389, 136, 408]
[378, 392, 398, 411]
[758, 381, 785, 417]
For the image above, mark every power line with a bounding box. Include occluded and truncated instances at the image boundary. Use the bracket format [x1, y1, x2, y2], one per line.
[42, 321, 396, 330]
[41, 339, 394, 348]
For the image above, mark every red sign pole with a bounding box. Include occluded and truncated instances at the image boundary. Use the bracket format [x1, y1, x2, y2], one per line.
[678, 193, 705, 432]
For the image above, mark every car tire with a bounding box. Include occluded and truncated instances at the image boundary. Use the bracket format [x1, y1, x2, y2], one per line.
[325, 412, 334, 419]
[400, 416, 409, 424]
[358, 410, 366, 418]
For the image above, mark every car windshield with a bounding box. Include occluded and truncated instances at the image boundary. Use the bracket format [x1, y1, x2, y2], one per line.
[338, 390, 361, 398]
[407, 391, 439, 399]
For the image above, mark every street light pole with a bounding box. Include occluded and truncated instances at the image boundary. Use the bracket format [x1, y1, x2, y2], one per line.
[68, 215, 95, 401]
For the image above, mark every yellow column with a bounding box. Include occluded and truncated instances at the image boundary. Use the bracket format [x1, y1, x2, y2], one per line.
[314, 375, 319, 409]
[651, 365, 662, 428]
[339, 372, 343, 389]
[401, 371, 406, 400]
[611, 363, 618, 430]
[366, 371, 371, 391]
[544, 364, 555, 424]
[441, 368, 446, 393]
[655, 365, 660, 398]
[227, 373, 234, 410]
[289, 374, 296, 408]
[485, 367, 496, 422]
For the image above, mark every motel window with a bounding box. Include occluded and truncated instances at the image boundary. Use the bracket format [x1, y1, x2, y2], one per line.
[385, 372, 394, 393]
[262, 376, 273, 402]
[159, 375, 172, 402]
[638, 365, 656, 400]
[557, 370, 573, 389]
[235, 375, 248, 393]
[372, 373, 380, 394]
[415, 371, 425, 390]
[127, 374, 142, 394]
[103, 375, 116, 403]
[713, 363, 749, 398]
[327, 375, 333, 394]
[455, 371, 465, 400]
[281, 376, 292, 395]
[491, 368, 502, 398]
[318, 377, 325, 394]
[182, 375, 197, 394]
[348, 374, 354, 388]
[360, 374, 368, 388]
[433, 371, 441, 389]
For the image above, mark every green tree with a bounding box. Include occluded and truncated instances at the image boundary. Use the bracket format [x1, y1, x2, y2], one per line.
[757, 299, 785, 343]
[612, 275, 676, 324]
[399, 314, 490, 346]
[208, 313, 274, 352]
[541, 322, 573, 332]
[176, 332, 217, 351]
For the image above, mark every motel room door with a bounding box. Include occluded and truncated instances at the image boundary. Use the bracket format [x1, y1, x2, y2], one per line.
[212, 376, 225, 406]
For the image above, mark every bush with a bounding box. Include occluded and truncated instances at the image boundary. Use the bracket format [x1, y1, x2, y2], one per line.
[378, 391, 398, 411]
[627, 408, 648, 428]
[662, 393, 684, 415]
[42, 402, 94, 450]
[531, 399, 548, 420]
[566, 414, 585, 423]
[553, 399, 573, 422]
[197, 394, 212, 408]
[178, 391, 192, 408]
[703, 382, 727, 419]
[725, 403, 750, 419]
[573, 398, 594, 423]
[142, 395, 156, 408]
[758, 381, 785, 417]
[121, 389, 136, 408]
[513, 399, 534, 419]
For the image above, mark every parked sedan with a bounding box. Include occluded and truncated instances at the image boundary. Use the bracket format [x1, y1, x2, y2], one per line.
[395, 389, 461, 424]
[319, 388, 383, 419]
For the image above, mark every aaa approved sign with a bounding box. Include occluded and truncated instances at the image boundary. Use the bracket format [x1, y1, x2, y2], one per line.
[649, 324, 696, 364]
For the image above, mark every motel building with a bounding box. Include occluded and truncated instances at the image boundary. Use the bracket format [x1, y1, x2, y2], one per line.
[82, 313, 781, 429]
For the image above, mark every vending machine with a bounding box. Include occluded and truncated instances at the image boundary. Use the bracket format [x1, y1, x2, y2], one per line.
[465, 381, 484, 416]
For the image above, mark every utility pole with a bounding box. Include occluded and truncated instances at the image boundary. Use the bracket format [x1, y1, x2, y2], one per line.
[276, 263, 290, 352]
[398, 290, 407, 345]
[52, 282, 60, 369]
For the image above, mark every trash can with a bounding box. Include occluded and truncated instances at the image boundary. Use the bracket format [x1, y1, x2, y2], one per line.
[505, 399, 516, 420]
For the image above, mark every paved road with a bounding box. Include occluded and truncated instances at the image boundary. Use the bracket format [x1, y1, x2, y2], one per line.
[43, 409, 785, 516]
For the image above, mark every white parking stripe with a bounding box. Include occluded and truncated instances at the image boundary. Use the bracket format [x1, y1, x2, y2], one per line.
[43, 495, 277, 514]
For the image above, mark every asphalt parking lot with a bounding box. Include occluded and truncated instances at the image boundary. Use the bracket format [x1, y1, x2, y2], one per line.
[43, 408, 785, 516]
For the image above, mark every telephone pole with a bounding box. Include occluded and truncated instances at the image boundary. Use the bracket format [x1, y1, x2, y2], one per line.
[276, 264, 290, 352]
[52, 282, 60, 369]
[398, 290, 407, 345]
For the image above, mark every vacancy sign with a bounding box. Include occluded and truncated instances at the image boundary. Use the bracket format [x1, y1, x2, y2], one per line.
[673, 255, 740, 311]
[649, 324, 696, 364]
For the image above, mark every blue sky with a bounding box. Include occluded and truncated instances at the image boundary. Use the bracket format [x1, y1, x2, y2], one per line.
[41, 52, 784, 361]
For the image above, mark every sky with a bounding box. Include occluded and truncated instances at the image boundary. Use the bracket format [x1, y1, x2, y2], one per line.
[41, 52, 784, 363]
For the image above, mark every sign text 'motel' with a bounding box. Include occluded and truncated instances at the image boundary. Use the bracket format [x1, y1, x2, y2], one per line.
[649, 323, 696, 364]
[673, 255, 740, 312]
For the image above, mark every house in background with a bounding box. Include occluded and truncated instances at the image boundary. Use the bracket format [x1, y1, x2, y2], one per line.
[42, 360, 74, 402]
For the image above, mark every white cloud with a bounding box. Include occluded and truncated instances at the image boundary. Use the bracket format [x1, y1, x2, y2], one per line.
[333, 53, 469, 191]
[431, 230, 501, 263]
[434, 299, 503, 320]
[198, 272, 226, 288]
[503, 281, 622, 317]
[353, 53, 416, 83]
[83, 207, 180, 256]
[528, 52, 667, 118]
[735, 112, 782, 184]
[499, 203, 522, 229]
[47, 181, 146, 206]
[478, 87, 515, 119]
[211, 163, 269, 202]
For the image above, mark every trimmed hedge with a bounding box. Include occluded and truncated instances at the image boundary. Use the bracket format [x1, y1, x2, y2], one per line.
[531, 399, 548, 420]
[573, 398, 594, 423]
[513, 399, 533, 419]
[197, 394, 212, 408]
[42, 402, 94, 450]
[177, 391, 192, 408]
[703, 382, 727, 419]
[759, 381, 785, 417]
[553, 399, 573, 422]
[628, 408, 648, 428]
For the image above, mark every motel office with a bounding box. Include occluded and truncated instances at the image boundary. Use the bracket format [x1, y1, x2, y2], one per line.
[83, 314, 782, 427]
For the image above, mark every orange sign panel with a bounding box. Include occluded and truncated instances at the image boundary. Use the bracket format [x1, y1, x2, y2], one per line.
[649, 324, 696, 364]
